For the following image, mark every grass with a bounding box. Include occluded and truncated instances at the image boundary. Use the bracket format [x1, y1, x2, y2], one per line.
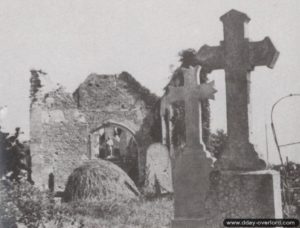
[59, 197, 173, 228]
[0, 179, 173, 228]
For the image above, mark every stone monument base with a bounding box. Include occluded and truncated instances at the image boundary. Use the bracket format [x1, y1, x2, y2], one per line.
[172, 170, 283, 228]
[172, 218, 207, 228]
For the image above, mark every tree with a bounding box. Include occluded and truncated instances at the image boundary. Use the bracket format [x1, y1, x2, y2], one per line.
[0, 128, 33, 184]
[179, 49, 198, 67]
[208, 129, 228, 159]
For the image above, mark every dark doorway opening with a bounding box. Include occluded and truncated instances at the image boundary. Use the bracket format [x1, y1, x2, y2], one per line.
[90, 122, 139, 184]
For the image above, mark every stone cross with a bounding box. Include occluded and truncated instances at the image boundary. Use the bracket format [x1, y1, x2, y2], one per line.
[164, 66, 217, 219]
[165, 66, 217, 149]
[196, 9, 279, 170]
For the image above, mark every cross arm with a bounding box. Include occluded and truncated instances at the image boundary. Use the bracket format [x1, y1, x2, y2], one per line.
[249, 37, 279, 69]
[194, 81, 217, 100]
[165, 86, 185, 104]
[195, 45, 225, 71]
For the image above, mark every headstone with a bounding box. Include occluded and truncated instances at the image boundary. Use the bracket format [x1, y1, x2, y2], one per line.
[162, 65, 217, 225]
[171, 10, 282, 227]
[144, 143, 173, 195]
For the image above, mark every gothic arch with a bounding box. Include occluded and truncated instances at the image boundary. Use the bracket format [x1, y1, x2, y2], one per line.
[89, 120, 141, 184]
[90, 120, 138, 145]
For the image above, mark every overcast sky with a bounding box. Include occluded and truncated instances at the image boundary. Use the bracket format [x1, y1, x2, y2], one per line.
[0, 0, 299, 164]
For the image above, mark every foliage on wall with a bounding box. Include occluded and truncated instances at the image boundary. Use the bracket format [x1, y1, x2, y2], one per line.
[119, 72, 159, 108]
[30, 70, 43, 105]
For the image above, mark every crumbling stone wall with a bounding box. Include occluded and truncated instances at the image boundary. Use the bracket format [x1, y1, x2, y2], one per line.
[30, 72, 89, 191]
[73, 73, 154, 129]
[30, 70, 159, 190]
[73, 72, 160, 184]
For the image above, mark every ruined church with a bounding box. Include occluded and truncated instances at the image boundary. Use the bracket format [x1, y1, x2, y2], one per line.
[30, 70, 161, 191]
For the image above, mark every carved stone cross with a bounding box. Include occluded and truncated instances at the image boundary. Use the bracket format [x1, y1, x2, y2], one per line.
[196, 9, 279, 170]
[164, 66, 217, 219]
[165, 66, 217, 149]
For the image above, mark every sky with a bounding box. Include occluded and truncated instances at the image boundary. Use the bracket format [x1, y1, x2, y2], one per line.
[0, 0, 299, 164]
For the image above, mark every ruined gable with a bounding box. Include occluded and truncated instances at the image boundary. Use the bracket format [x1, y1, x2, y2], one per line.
[73, 72, 160, 184]
[73, 72, 157, 130]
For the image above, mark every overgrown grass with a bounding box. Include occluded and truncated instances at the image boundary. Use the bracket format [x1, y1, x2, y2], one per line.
[60, 197, 173, 228]
[0, 180, 173, 228]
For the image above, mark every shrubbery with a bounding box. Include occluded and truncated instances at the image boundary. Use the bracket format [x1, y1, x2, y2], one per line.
[273, 162, 300, 219]
[208, 129, 228, 159]
[0, 180, 77, 228]
[0, 179, 173, 228]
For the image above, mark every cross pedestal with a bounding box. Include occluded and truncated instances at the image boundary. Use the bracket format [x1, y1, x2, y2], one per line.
[172, 170, 283, 228]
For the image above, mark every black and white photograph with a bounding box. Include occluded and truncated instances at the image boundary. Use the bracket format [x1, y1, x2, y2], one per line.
[0, 1, 300, 227]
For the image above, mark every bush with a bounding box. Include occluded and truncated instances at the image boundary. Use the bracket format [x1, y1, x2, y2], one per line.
[0, 179, 173, 228]
[208, 129, 228, 159]
[0, 180, 74, 228]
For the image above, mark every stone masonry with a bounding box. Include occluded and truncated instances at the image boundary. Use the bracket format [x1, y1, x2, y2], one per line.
[30, 70, 159, 191]
[30, 85, 89, 191]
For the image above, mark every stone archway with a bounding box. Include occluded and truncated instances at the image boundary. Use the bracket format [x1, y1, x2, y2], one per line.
[89, 120, 140, 184]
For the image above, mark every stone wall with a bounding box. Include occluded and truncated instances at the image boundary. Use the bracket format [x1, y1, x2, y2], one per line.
[30, 70, 160, 190]
[30, 80, 89, 191]
[73, 72, 160, 184]
[73, 73, 154, 130]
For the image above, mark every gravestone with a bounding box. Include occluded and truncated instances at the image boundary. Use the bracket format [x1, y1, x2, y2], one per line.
[144, 143, 173, 195]
[162, 65, 217, 224]
[172, 10, 282, 227]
